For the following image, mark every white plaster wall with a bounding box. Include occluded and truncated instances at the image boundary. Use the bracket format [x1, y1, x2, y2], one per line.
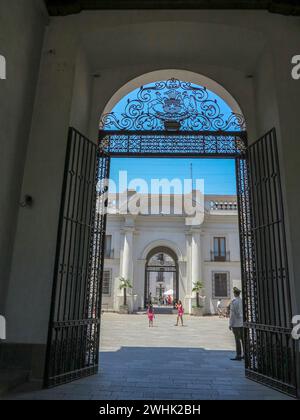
[101, 262, 118, 311]
[256, 29, 300, 314]
[253, 49, 281, 136]
[203, 264, 242, 315]
[102, 220, 122, 310]
[5, 17, 81, 343]
[69, 47, 93, 137]
[248, 18, 300, 316]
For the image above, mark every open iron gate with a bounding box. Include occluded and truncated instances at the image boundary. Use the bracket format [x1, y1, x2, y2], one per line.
[45, 125, 298, 397]
[237, 128, 298, 397]
[44, 127, 110, 388]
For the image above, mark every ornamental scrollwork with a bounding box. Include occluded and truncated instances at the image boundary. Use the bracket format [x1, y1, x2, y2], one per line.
[100, 78, 246, 132]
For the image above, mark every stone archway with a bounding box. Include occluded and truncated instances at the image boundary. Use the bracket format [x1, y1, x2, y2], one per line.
[145, 246, 179, 309]
[45, 69, 297, 398]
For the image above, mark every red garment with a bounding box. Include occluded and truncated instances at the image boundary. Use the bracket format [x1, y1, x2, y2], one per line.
[147, 309, 154, 321]
[177, 305, 184, 317]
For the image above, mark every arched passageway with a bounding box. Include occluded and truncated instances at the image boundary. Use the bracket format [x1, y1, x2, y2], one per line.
[145, 247, 179, 308]
[44, 71, 297, 398]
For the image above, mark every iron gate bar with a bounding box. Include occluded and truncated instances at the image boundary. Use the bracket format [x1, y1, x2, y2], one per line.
[44, 127, 109, 388]
[239, 128, 297, 398]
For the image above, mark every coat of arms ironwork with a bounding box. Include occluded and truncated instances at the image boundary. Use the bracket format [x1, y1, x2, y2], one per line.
[100, 78, 246, 132]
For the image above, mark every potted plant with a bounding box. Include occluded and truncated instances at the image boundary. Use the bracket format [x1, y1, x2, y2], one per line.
[119, 277, 133, 314]
[192, 281, 205, 316]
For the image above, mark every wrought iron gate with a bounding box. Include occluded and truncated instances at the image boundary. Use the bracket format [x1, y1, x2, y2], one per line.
[45, 124, 298, 397]
[236, 128, 298, 397]
[44, 127, 110, 388]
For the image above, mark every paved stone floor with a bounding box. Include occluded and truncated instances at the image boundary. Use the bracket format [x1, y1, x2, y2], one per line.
[6, 314, 293, 400]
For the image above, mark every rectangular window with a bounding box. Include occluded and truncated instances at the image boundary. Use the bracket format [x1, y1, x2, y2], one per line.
[213, 272, 229, 298]
[213, 237, 226, 261]
[102, 270, 111, 296]
[105, 235, 112, 258]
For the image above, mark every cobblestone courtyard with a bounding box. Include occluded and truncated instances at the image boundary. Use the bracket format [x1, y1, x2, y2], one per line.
[7, 314, 292, 400]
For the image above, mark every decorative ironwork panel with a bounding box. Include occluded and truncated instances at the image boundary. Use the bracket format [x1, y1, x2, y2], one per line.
[99, 131, 247, 157]
[100, 78, 246, 132]
[44, 128, 110, 388]
[237, 128, 298, 397]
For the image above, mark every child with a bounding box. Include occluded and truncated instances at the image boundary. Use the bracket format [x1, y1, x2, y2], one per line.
[147, 304, 155, 327]
[175, 300, 184, 326]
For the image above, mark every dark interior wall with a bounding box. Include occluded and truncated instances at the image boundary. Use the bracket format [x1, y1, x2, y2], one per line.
[69, 48, 93, 137]
[253, 32, 300, 316]
[0, 0, 48, 314]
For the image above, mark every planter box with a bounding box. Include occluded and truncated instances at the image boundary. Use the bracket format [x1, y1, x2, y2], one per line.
[119, 305, 129, 314]
[192, 307, 204, 316]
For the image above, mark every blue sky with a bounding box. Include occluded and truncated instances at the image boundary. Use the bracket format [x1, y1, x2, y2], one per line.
[106, 80, 238, 195]
[109, 158, 237, 195]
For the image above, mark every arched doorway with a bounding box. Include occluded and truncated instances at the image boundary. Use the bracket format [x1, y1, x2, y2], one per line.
[44, 72, 297, 398]
[145, 247, 179, 308]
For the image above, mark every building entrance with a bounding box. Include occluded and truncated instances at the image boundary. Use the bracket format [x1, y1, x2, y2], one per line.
[145, 248, 178, 308]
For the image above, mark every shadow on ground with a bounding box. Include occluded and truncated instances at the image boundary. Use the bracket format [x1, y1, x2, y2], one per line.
[4, 347, 292, 400]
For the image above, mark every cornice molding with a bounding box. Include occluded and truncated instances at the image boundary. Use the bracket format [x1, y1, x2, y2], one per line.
[45, 0, 300, 16]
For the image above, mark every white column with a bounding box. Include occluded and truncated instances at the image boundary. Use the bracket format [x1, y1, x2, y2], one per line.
[190, 229, 202, 313]
[191, 229, 202, 286]
[118, 225, 135, 312]
[122, 228, 134, 281]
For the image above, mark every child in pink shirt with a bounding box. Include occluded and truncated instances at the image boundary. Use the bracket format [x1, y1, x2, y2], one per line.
[147, 304, 155, 327]
[175, 301, 184, 326]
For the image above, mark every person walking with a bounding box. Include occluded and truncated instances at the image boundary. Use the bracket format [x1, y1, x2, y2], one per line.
[147, 303, 155, 328]
[229, 287, 244, 361]
[175, 300, 184, 327]
[217, 299, 222, 317]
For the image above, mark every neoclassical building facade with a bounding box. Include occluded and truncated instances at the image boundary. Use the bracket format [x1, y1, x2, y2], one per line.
[103, 192, 241, 314]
